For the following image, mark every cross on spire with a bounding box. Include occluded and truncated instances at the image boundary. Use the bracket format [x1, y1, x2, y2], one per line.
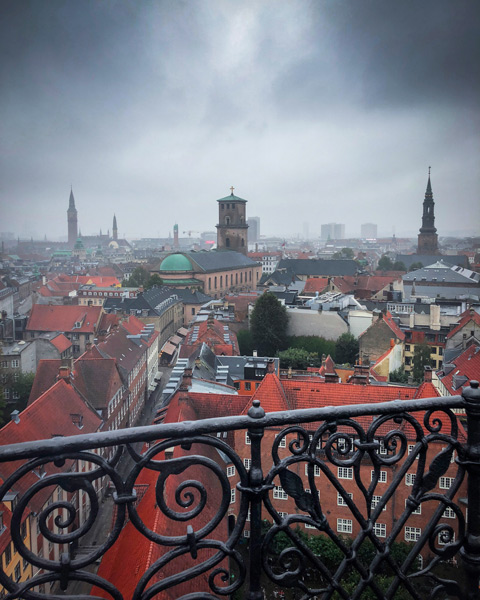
[230, 186, 234, 195]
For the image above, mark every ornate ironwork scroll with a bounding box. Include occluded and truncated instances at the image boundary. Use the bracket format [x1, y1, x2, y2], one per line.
[0, 384, 477, 599]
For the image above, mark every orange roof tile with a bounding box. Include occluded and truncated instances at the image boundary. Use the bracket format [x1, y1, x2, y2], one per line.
[26, 304, 102, 334]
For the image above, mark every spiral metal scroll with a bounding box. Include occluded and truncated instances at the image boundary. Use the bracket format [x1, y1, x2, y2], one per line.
[123, 435, 249, 599]
[261, 407, 466, 599]
[0, 449, 127, 599]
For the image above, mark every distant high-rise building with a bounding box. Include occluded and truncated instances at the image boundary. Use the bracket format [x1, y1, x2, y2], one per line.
[113, 214, 118, 241]
[67, 188, 78, 247]
[417, 168, 438, 254]
[216, 187, 249, 255]
[173, 224, 179, 248]
[321, 223, 345, 240]
[303, 221, 309, 241]
[248, 217, 260, 243]
[361, 223, 377, 239]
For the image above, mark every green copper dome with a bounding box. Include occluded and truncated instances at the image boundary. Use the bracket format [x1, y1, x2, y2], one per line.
[160, 253, 193, 271]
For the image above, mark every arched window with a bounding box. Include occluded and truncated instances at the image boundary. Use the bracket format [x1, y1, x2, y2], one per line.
[241, 238, 245, 246]
[220, 275, 223, 288]
[226, 237, 230, 247]
[225, 216, 230, 225]
[214, 276, 217, 288]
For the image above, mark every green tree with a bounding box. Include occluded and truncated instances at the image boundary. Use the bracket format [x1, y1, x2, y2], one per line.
[389, 366, 409, 383]
[392, 261, 407, 271]
[412, 343, 433, 382]
[250, 293, 288, 356]
[377, 255, 393, 271]
[335, 333, 359, 365]
[286, 336, 336, 358]
[144, 274, 164, 290]
[122, 266, 149, 287]
[277, 348, 320, 369]
[237, 329, 254, 355]
[409, 262, 424, 272]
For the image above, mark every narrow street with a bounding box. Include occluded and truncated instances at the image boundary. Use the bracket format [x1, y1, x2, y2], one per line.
[65, 366, 173, 595]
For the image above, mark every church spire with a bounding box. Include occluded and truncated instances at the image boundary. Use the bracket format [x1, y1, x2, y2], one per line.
[417, 167, 438, 254]
[67, 187, 78, 247]
[112, 214, 118, 241]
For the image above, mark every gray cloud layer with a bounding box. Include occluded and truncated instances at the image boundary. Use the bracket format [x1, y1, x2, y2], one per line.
[1, 0, 479, 239]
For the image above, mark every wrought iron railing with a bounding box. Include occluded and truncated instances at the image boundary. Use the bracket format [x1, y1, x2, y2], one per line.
[0, 382, 479, 600]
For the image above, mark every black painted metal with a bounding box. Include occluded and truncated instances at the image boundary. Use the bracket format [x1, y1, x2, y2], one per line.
[0, 385, 478, 600]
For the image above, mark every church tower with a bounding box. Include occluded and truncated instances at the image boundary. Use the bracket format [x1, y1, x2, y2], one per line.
[216, 187, 249, 255]
[113, 214, 118, 241]
[417, 168, 438, 254]
[67, 188, 78, 248]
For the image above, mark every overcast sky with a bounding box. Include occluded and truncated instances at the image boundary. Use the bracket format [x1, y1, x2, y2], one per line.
[1, 0, 479, 240]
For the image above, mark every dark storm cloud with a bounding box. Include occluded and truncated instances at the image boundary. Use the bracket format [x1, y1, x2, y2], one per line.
[271, 0, 480, 114]
[1, 0, 479, 239]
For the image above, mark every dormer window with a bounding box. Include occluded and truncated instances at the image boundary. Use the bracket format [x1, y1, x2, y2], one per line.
[74, 321, 81, 328]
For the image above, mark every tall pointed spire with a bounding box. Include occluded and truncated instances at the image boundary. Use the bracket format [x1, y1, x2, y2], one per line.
[417, 167, 438, 254]
[67, 187, 78, 247]
[112, 215, 118, 241]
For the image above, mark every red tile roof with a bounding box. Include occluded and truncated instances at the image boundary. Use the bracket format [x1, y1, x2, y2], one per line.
[303, 278, 329, 294]
[446, 309, 480, 339]
[73, 356, 123, 411]
[26, 305, 102, 334]
[0, 380, 102, 513]
[28, 360, 63, 404]
[93, 395, 228, 600]
[179, 318, 239, 358]
[439, 345, 480, 394]
[359, 310, 405, 342]
[50, 333, 72, 354]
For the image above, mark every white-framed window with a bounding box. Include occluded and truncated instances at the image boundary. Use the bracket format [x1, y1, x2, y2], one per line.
[406, 499, 421, 515]
[273, 486, 288, 500]
[405, 526, 421, 542]
[246, 509, 250, 522]
[337, 492, 353, 506]
[276, 435, 287, 448]
[440, 477, 454, 489]
[305, 464, 321, 477]
[337, 518, 352, 533]
[305, 522, 316, 529]
[408, 444, 419, 459]
[338, 467, 353, 479]
[438, 531, 455, 545]
[443, 507, 456, 519]
[372, 470, 387, 483]
[245, 432, 251, 445]
[244, 529, 250, 538]
[373, 523, 386, 538]
[371, 496, 387, 511]
[442, 447, 456, 463]
[11, 360, 19, 368]
[405, 473, 416, 486]
[378, 439, 387, 455]
[230, 489, 236, 504]
[243, 458, 251, 471]
[227, 466, 235, 477]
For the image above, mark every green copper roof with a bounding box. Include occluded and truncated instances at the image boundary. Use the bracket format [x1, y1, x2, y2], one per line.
[159, 253, 193, 271]
[216, 192, 247, 203]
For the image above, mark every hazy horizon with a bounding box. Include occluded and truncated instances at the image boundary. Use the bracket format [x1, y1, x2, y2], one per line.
[2, 1, 479, 240]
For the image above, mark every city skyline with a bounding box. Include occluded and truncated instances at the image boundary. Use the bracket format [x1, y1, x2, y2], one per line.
[1, 1, 479, 239]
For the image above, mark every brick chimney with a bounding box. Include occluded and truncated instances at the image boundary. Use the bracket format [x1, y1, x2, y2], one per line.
[324, 372, 339, 384]
[267, 359, 275, 374]
[351, 363, 370, 385]
[179, 367, 193, 396]
[424, 365, 433, 383]
[207, 312, 215, 329]
[58, 366, 70, 382]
